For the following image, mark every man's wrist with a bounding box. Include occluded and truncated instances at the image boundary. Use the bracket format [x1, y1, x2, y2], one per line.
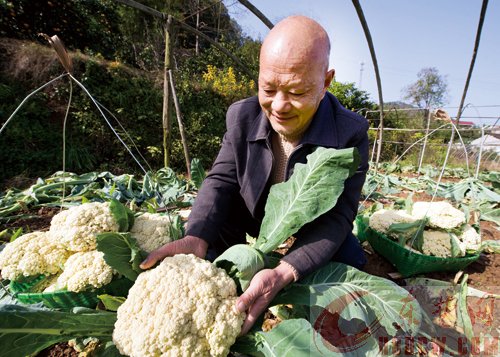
[182, 235, 209, 258]
[274, 261, 298, 289]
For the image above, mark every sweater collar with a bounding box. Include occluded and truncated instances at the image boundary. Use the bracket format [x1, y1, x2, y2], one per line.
[247, 93, 339, 148]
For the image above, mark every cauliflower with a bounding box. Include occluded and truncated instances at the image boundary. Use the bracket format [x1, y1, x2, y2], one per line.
[412, 201, 465, 230]
[421, 230, 452, 258]
[45, 251, 116, 293]
[458, 225, 481, 254]
[49, 202, 120, 252]
[0, 231, 70, 280]
[113, 254, 245, 357]
[129, 213, 174, 253]
[368, 209, 416, 235]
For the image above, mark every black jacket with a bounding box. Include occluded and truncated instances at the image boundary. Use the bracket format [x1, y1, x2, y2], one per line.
[186, 92, 369, 277]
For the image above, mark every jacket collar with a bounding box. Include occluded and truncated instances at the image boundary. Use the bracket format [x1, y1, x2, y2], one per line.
[247, 92, 339, 148]
[248, 110, 272, 142]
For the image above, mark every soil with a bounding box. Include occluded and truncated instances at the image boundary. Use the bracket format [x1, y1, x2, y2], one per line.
[0, 206, 58, 234]
[37, 343, 78, 357]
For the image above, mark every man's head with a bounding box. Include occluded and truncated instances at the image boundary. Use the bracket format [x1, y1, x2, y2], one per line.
[258, 16, 334, 142]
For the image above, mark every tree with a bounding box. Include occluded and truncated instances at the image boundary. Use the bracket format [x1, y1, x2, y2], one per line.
[327, 81, 374, 111]
[402, 67, 448, 108]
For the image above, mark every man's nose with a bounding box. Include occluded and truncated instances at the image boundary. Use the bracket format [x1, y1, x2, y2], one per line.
[271, 92, 291, 113]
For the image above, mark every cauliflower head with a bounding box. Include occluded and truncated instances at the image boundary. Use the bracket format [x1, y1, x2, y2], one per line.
[0, 231, 70, 280]
[412, 201, 465, 230]
[49, 202, 120, 252]
[459, 225, 481, 254]
[129, 213, 174, 253]
[368, 209, 416, 235]
[422, 230, 452, 258]
[45, 251, 116, 293]
[113, 254, 245, 357]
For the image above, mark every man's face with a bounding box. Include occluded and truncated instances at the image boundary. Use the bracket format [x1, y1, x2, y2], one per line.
[258, 54, 333, 141]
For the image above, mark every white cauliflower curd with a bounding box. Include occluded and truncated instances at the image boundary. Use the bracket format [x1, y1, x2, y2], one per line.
[0, 231, 70, 280]
[459, 225, 481, 254]
[368, 209, 416, 235]
[412, 201, 465, 230]
[45, 251, 116, 293]
[129, 213, 174, 253]
[113, 254, 245, 357]
[421, 230, 453, 258]
[49, 202, 120, 252]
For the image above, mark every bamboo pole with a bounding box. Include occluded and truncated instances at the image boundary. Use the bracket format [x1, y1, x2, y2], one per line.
[162, 16, 173, 168]
[351, 0, 384, 173]
[168, 69, 191, 179]
[417, 108, 432, 174]
[237, 0, 273, 29]
[450, 0, 488, 142]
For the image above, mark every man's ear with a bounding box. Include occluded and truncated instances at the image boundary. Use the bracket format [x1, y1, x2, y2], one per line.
[324, 69, 335, 89]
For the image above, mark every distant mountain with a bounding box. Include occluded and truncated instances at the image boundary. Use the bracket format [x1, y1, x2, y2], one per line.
[383, 101, 416, 109]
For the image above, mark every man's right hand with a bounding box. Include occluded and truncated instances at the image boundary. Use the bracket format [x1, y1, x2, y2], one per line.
[139, 235, 209, 269]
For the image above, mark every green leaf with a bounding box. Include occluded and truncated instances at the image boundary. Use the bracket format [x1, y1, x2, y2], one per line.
[214, 244, 266, 292]
[97, 294, 126, 312]
[456, 275, 474, 341]
[126, 207, 135, 231]
[190, 158, 206, 190]
[96, 232, 145, 281]
[386, 218, 427, 250]
[94, 341, 122, 357]
[168, 214, 184, 241]
[273, 263, 422, 339]
[476, 240, 500, 254]
[479, 205, 500, 226]
[438, 178, 500, 203]
[255, 147, 359, 253]
[450, 233, 462, 258]
[234, 317, 383, 356]
[108, 199, 129, 232]
[0, 305, 116, 357]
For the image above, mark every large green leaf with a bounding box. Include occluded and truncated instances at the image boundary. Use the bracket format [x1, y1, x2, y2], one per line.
[97, 294, 126, 312]
[234, 319, 334, 356]
[437, 178, 500, 203]
[0, 305, 116, 357]
[190, 158, 206, 190]
[386, 218, 427, 250]
[477, 240, 500, 254]
[96, 232, 145, 281]
[254, 147, 359, 253]
[479, 204, 500, 226]
[233, 317, 383, 356]
[272, 263, 422, 340]
[214, 244, 266, 292]
[108, 199, 131, 232]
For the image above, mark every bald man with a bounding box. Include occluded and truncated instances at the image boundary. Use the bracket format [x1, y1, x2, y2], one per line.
[141, 16, 369, 334]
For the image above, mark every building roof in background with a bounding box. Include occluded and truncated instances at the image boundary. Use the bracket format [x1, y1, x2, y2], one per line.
[451, 120, 475, 126]
[469, 134, 500, 153]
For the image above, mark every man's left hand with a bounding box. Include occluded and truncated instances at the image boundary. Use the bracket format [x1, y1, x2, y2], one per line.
[235, 263, 295, 335]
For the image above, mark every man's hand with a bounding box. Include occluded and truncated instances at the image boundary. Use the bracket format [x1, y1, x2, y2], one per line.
[139, 235, 208, 269]
[235, 262, 295, 335]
